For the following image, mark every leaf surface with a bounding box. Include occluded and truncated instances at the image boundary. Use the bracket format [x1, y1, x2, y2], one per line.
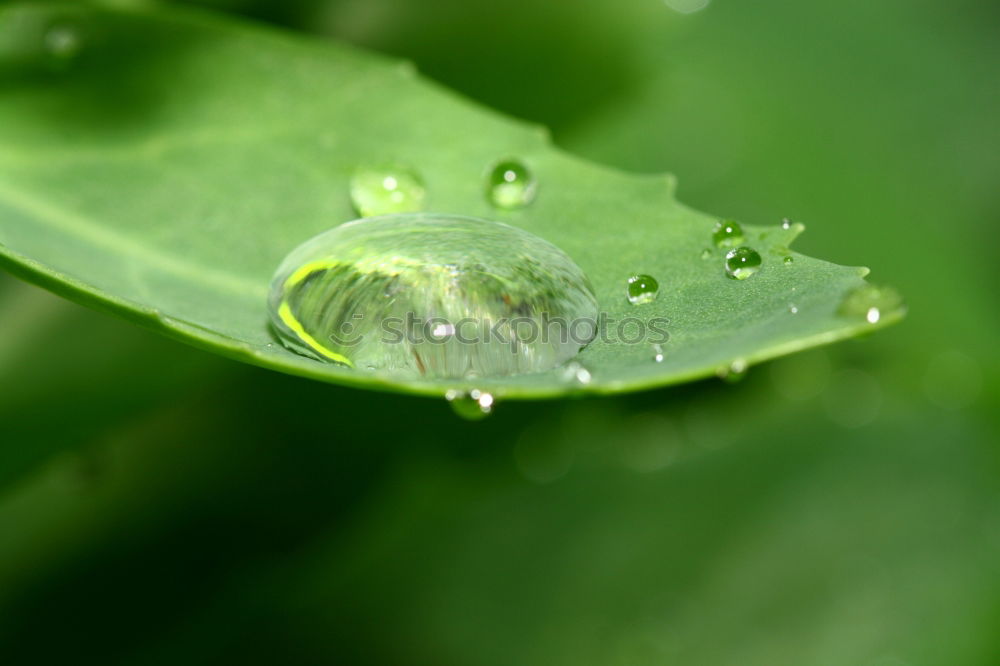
[0, 2, 901, 399]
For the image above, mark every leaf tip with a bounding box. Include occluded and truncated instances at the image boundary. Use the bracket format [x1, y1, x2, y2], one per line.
[783, 221, 806, 244]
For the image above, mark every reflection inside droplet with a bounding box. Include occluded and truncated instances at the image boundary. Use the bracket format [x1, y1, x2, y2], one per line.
[268, 213, 599, 379]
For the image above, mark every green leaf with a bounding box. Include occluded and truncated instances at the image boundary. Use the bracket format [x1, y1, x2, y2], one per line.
[0, 2, 902, 400]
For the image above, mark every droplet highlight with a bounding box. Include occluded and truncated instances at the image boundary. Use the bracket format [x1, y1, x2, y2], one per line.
[561, 360, 593, 385]
[446, 388, 494, 420]
[486, 158, 536, 210]
[724, 247, 762, 280]
[626, 274, 659, 304]
[713, 220, 744, 248]
[718, 358, 748, 383]
[652, 344, 665, 363]
[838, 284, 904, 324]
[349, 164, 425, 217]
[268, 213, 599, 379]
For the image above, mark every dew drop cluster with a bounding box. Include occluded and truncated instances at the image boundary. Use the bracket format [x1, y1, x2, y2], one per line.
[263, 138, 896, 419]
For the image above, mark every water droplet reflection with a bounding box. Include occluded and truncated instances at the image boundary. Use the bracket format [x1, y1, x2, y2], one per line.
[718, 358, 748, 383]
[446, 388, 494, 420]
[626, 274, 660, 304]
[349, 164, 425, 217]
[724, 247, 762, 280]
[268, 214, 599, 378]
[712, 220, 744, 248]
[838, 284, 904, 325]
[486, 158, 536, 209]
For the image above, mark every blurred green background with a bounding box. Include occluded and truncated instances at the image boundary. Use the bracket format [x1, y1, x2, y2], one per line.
[1, 0, 997, 663]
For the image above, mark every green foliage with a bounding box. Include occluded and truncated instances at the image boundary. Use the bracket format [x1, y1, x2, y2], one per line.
[0, 1, 997, 664]
[0, 2, 899, 399]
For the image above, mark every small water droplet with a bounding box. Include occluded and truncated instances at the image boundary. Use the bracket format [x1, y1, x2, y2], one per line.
[788, 304, 799, 314]
[783, 256, 794, 265]
[652, 344, 665, 363]
[446, 388, 494, 420]
[268, 214, 598, 379]
[838, 284, 903, 325]
[700, 248, 713, 260]
[44, 22, 81, 66]
[486, 158, 536, 209]
[712, 220, 744, 248]
[350, 164, 425, 217]
[561, 360, 592, 385]
[717, 358, 748, 383]
[781, 218, 792, 230]
[626, 274, 659, 304]
[724, 247, 762, 280]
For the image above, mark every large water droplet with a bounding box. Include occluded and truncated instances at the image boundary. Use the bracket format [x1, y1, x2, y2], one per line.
[713, 220, 744, 248]
[349, 165, 425, 217]
[838, 284, 903, 324]
[724, 247, 762, 280]
[269, 213, 598, 379]
[446, 389, 494, 420]
[626, 274, 659, 304]
[486, 158, 536, 209]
